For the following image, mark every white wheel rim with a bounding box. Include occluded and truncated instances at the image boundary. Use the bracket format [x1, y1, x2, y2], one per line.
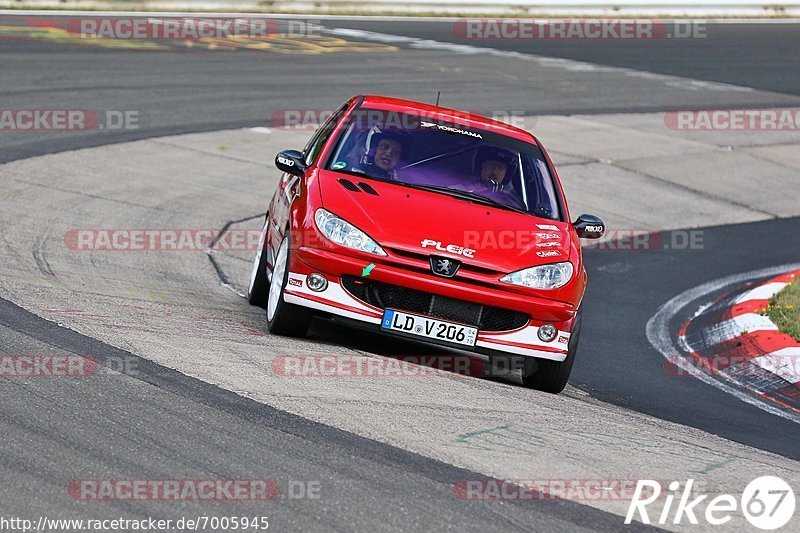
[267, 238, 288, 321]
[248, 225, 267, 296]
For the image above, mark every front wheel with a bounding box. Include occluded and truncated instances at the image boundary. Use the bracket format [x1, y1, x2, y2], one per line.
[266, 233, 313, 337]
[522, 308, 582, 394]
[247, 216, 271, 308]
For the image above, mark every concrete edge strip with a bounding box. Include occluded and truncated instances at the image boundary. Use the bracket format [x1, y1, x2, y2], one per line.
[0, 295, 655, 531]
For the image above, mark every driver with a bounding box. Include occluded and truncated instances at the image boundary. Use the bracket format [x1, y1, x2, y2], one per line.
[472, 146, 517, 192]
[450, 145, 526, 210]
[356, 127, 412, 180]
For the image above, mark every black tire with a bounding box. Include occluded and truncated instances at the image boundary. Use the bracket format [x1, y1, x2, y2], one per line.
[265, 232, 313, 337]
[247, 216, 271, 308]
[521, 308, 582, 394]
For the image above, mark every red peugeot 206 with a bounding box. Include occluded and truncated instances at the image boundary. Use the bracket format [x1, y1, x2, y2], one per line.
[248, 95, 604, 392]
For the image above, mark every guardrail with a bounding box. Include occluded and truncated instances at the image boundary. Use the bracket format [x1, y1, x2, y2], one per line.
[1, 0, 799, 16]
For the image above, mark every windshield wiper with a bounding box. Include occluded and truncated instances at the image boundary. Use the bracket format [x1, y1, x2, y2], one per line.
[406, 184, 529, 215]
[331, 168, 367, 177]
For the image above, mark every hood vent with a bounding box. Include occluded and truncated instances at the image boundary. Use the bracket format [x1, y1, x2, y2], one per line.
[357, 182, 379, 195]
[337, 178, 361, 192]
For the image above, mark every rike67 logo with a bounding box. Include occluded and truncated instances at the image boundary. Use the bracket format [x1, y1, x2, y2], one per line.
[626, 476, 795, 529]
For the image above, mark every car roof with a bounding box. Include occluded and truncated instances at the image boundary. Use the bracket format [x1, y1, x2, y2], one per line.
[358, 95, 537, 145]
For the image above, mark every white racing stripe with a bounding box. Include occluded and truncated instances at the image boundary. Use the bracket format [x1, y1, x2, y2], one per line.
[646, 263, 800, 425]
[283, 273, 383, 322]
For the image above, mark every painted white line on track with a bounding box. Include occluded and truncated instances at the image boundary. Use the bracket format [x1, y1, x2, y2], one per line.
[646, 263, 800, 425]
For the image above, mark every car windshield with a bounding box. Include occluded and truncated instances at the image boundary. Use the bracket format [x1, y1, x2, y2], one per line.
[325, 107, 562, 220]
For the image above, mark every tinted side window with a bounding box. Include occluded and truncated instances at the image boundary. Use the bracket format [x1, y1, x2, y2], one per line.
[303, 103, 349, 166]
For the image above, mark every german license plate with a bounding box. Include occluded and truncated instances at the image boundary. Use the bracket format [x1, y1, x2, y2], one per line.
[381, 309, 477, 347]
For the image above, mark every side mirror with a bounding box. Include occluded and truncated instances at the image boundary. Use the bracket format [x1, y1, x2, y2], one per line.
[275, 150, 306, 176]
[573, 214, 605, 239]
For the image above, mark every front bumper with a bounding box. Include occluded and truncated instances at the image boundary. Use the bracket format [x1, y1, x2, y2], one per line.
[282, 247, 572, 362]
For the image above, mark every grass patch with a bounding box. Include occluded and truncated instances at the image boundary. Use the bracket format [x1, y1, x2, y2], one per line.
[766, 277, 800, 342]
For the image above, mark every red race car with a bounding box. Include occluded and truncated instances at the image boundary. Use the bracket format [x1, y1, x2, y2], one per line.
[248, 95, 604, 392]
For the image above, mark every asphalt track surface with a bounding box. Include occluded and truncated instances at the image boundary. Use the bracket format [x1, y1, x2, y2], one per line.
[326, 21, 800, 97]
[1, 16, 800, 530]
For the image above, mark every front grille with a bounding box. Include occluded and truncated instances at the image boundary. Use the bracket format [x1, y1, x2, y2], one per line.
[386, 248, 500, 276]
[341, 276, 528, 332]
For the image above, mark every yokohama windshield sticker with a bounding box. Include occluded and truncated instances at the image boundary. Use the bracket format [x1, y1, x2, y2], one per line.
[419, 121, 483, 139]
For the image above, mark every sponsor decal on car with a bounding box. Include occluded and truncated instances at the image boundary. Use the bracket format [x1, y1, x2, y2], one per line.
[419, 120, 483, 139]
[276, 155, 295, 167]
[420, 239, 476, 258]
[536, 250, 561, 258]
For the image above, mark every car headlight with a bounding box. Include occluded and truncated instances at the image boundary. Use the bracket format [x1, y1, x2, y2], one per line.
[500, 262, 574, 290]
[314, 208, 386, 256]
